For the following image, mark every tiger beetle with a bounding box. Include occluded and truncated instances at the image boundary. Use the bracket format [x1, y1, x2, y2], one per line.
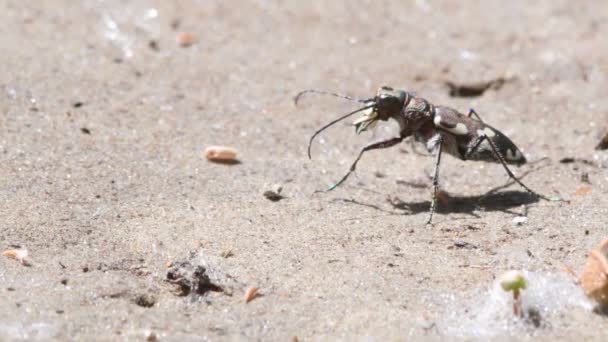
[295, 86, 560, 224]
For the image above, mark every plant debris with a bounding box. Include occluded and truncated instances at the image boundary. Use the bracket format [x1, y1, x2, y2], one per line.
[574, 186, 592, 196]
[219, 250, 234, 258]
[204, 146, 239, 163]
[452, 240, 479, 249]
[166, 261, 223, 296]
[559, 157, 596, 166]
[177, 32, 196, 47]
[244, 287, 260, 304]
[580, 240, 608, 307]
[499, 270, 527, 317]
[3, 248, 30, 266]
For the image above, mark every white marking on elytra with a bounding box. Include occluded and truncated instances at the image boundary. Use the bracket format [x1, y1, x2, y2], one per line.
[433, 115, 442, 126]
[505, 148, 523, 161]
[483, 127, 496, 137]
[434, 116, 469, 135]
[445, 123, 468, 135]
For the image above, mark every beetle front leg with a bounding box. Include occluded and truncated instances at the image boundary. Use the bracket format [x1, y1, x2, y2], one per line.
[319, 136, 404, 192]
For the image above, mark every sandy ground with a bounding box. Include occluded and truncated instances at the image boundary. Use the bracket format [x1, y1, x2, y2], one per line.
[1, 0, 608, 340]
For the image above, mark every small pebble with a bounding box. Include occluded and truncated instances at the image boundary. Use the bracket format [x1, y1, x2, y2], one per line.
[134, 293, 156, 308]
[263, 185, 284, 202]
[145, 330, 159, 342]
[512, 216, 528, 225]
[148, 40, 159, 51]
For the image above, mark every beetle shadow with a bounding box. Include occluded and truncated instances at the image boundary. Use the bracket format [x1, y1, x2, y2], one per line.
[331, 185, 539, 218]
[389, 190, 538, 217]
[329, 160, 553, 218]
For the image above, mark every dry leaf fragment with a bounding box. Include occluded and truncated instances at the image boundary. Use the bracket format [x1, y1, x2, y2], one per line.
[3, 248, 29, 266]
[580, 240, 608, 307]
[575, 185, 592, 196]
[177, 32, 196, 47]
[219, 250, 234, 258]
[244, 287, 259, 304]
[204, 146, 238, 162]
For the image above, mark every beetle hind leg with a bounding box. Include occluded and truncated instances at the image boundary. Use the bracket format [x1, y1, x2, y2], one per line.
[469, 134, 555, 201]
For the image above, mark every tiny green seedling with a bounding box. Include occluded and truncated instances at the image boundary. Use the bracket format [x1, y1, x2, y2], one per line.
[499, 270, 527, 317]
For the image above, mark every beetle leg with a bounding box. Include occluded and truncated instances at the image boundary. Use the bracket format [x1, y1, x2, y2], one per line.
[463, 134, 487, 159]
[319, 136, 404, 192]
[466, 108, 483, 122]
[409, 138, 432, 156]
[427, 135, 444, 224]
[467, 134, 552, 201]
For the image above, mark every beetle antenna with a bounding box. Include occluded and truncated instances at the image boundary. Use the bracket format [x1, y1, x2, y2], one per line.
[294, 89, 367, 106]
[307, 104, 375, 159]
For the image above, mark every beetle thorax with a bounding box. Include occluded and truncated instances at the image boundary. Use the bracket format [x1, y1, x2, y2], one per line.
[394, 97, 433, 134]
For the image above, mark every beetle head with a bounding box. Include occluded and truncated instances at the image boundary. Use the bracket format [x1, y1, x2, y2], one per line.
[353, 86, 409, 134]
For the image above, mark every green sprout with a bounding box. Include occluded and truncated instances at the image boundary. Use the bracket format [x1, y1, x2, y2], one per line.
[499, 270, 527, 317]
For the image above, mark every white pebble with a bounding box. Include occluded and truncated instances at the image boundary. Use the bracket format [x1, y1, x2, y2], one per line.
[512, 216, 528, 225]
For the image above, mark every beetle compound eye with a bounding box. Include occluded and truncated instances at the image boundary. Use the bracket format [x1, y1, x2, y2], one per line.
[396, 91, 407, 103]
